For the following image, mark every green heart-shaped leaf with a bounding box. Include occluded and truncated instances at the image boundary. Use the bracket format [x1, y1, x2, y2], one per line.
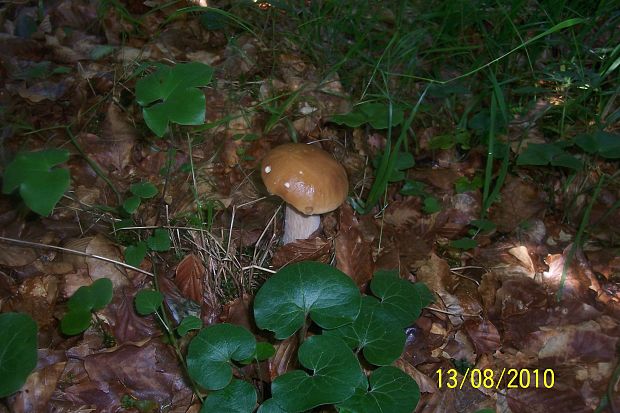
[130, 182, 158, 198]
[90, 278, 113, 311]
[134, 289, 164, 315]
[359, 102, 405, 129]
[67, 284, 95, 311]
[177, 315, 203, 336]
[67, 278, 112, 312]
[254, 261, 361, 339]
[450, 237, 478, 250]
[271, 335, 364, 412]
[258, 398, 288, 413]
[0, 313, 38, 397]
[201, 378, 257, 413]
[336, 366, 420, 413]
[370, 270, 434, 328]
[147, 228, 170, 252]
[122, 196, 141, 213]
[61, 308, 92, 335]
[125, 241, 147, 267]
[187, 323, 256, 390]
[327, 296, 405, 366]
[2, 149, 70, 216]
[135, 62, 214, 137]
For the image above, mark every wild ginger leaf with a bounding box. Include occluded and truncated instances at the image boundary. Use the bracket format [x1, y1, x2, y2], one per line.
[254, 261, 361, 339]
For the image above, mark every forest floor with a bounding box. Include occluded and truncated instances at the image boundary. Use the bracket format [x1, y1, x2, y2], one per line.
[0, 1, 619, 412]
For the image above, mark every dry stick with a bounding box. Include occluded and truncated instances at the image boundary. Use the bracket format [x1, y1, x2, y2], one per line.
[0, 236, 153, 277]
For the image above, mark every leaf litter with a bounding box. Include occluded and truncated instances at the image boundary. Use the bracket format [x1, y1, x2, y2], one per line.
[0, 1, 618, 412]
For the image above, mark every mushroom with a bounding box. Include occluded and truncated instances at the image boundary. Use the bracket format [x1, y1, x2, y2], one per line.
[261, 143, 349, 244]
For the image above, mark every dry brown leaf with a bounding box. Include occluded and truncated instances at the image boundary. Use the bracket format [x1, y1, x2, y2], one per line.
[0, 243, 38, 267]
[105, 286, 159, 344]
[6, 275, 58, 328]
[335, 204, 374, 287]
[78, 104, 136, 174]
[85, 234, 130, 288]
[79, 340, 193, 412]
[462, 319, 501, 355]
[269, 335, 298, 380]
[524, 319, 619, 363]
[221, 294, 255, 333]
[489, 176, 546, 233]
[383, 198, 423, 228]
[175, 253, 205, 303]
[271, 237, 331, 268]
[8, 362, 66, 412]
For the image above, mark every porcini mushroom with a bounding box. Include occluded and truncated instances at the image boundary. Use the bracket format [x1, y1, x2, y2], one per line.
[261, 143, 349, 244]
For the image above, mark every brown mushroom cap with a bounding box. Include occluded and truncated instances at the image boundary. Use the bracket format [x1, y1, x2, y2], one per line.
[261, 143, 349, 215]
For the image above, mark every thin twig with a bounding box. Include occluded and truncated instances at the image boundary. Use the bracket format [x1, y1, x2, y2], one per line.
[0, 236, 153, 277]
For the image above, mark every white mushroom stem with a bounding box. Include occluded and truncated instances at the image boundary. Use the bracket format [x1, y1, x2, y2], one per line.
[282, 205, 320, 245]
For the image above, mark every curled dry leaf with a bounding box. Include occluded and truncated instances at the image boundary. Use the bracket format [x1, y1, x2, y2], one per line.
[335, 204, 374, 287]
[175, 253, 205, 304]
[268, 335, 299, 381]
[271, 237, 331, 268]
[221, 294, 255, 333]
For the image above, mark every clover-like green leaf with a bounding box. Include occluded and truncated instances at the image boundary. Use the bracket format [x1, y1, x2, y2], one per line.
[61, 308, 92, 335]
[122, 196, 141, 213]
[271, 335, 364, 412]
[423, 196, 441, 214]
[135, 62, 214, 137]
[517, 143, 582, 170]
[125, 241, 147, 267]
[0, 313, 38, 397]
[254, 261, 362, 339]
[187, 323, 256, 391]
[575, 131, 620, 159]
[359, 102, 404, 129]
[469, 219, 496, 234]
[134, 289, 164, 315]
[90, 278, 113, 311]
[201, 378, 257, 413]
[336, 366, 420, 413]
[2, 149, 70, 216]
[67, 284, 95, 312]
[330, 102, 404, 130]
[177, 315, 202, 336]
[327, 296, 405, 366]
[450, 237, 478, 250]
[370, 270, 434, 328]
[130, 182, 158, 198]
[147, 228, 170, 252]
[67, 278, 112, 313]
[255, 341, 276, 361]
[517, 143, 562, 165]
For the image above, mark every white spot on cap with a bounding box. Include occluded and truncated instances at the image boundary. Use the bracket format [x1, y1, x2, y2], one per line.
[264, 165, 271, 173]
[284, 182, 290, 188]
[299, 170, 303, 175]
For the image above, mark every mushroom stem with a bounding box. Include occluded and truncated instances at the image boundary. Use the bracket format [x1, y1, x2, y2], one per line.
[282, 206, 320, 245]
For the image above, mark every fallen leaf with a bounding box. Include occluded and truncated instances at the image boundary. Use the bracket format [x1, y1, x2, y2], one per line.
[175, 253, 205, 303]
[271, 237, 331, 268]
[335, 204, 373, 287]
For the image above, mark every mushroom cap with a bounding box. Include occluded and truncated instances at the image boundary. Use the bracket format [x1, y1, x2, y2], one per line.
[261, 143, 349, 215]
